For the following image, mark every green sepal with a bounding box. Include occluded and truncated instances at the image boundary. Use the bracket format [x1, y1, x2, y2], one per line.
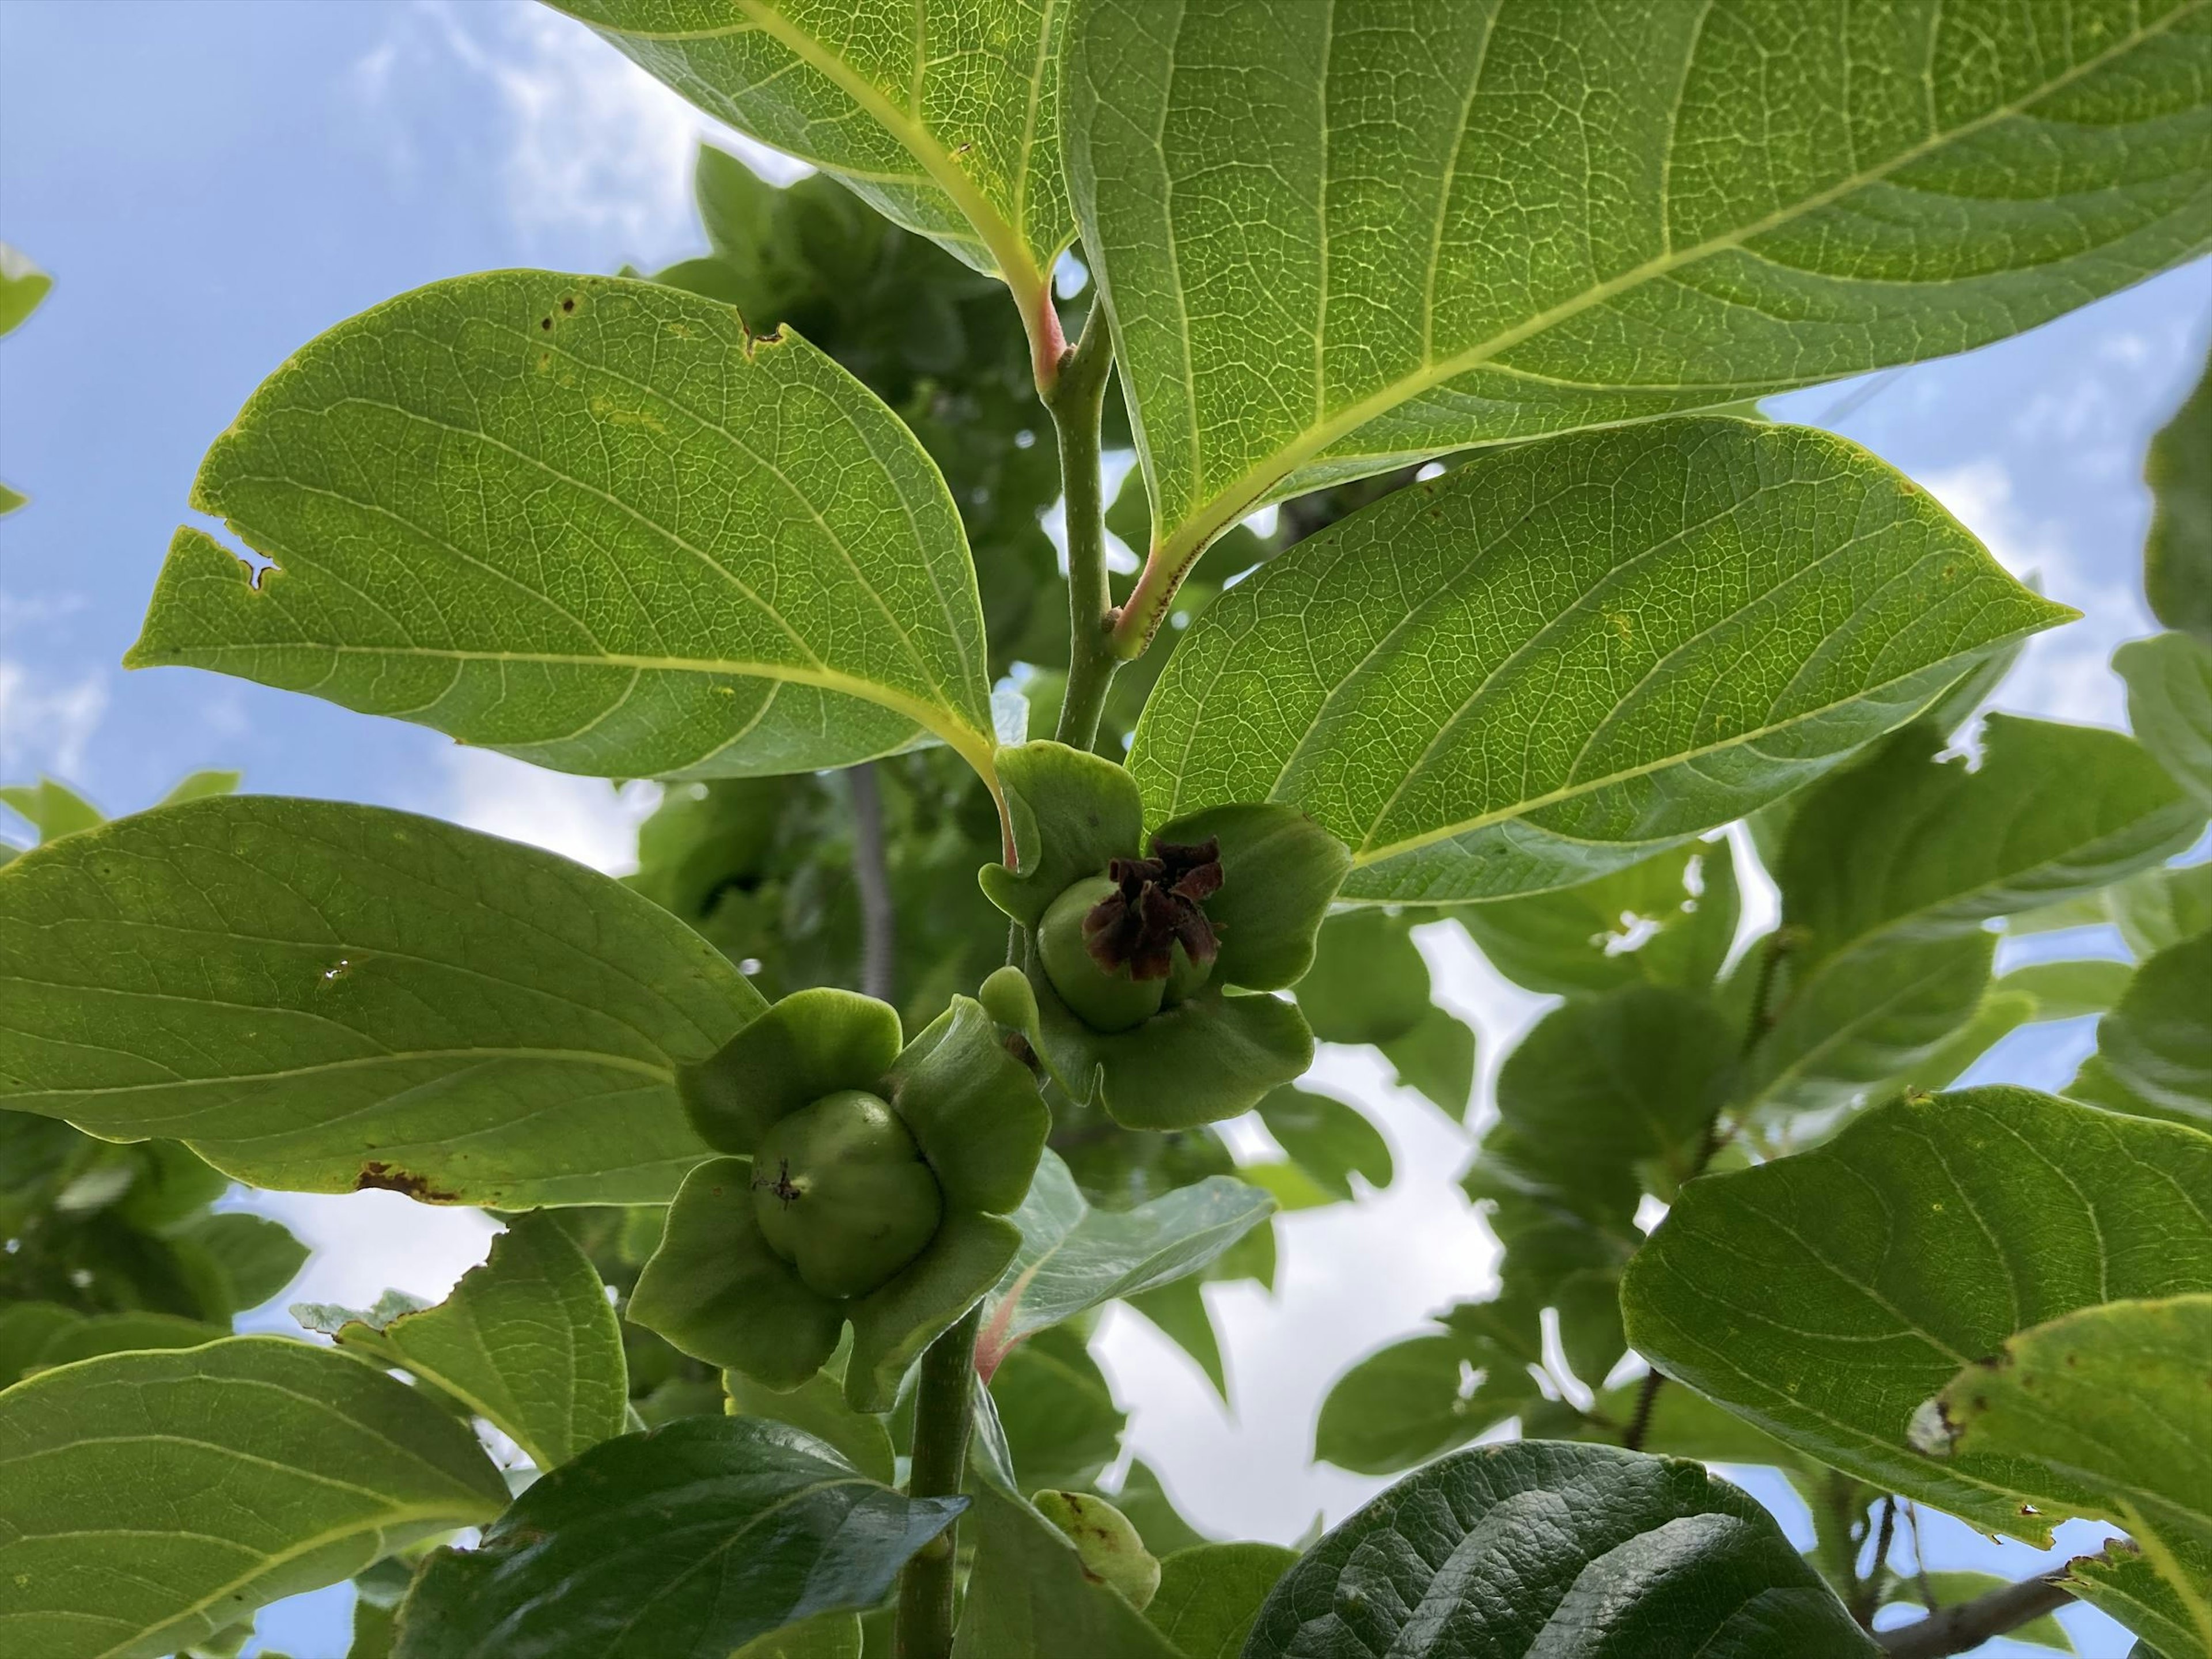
[844, 1210, 1021, 1412]
[627, 1156, 845, 1388]
[1154, 804, 1349, 991]
[980, 741, 1145, 929]
[681, 988, 904, 1154]
[885, 995, 1050, 1213]
[1031, 971, 1315, 1131]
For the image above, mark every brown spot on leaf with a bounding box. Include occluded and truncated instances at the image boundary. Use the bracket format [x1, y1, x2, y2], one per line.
[355, 1161, 461, 1203]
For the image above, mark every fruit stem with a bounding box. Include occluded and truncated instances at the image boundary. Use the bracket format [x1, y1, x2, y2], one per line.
[895, 1301, 984, 1659]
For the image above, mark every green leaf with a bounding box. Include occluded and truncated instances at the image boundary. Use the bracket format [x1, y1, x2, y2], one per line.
[1621, 1086, 2212, 1539]
[2070, 928, 2212, 1127]
[1919, 1294, 2212, 1656]
[1109, 1460, 1212, 1561]
[0, 242, 50, 336]
[1455, 838, 1738, 998]
[157, 769, 244, 807]
[1778, 716, 2203, 955]
[395, 1416, 963, 1659]
[1294, 911, 1429, 1044]
[1378, 1004, 1477, 1118]
[987, 1324, 1123, 1493]
[172, 1212, 310, 1310]
[546, 1, 1073, 357]
[1243, 1442, 1874, 1657]
[305, 1212, 628, 1471]
[30, 1310, 228, 1369]
[1065, 2, 2212, 599]
[2120, 632, 2212, 807]
[949, 1482, 1183, 1659]
[1122, 1274, 1226, 1403]
[726, 1351, 896, 1487]
[981, 741, 1144, 930]
[843, 1209, 1021, 1412]
[1995, 958, 2135, 1022]
[2073, 1540, 2212, 1659]
[1143, 1543, 1297, 1659]
[2147, 344, 2212, 648]
[0, 1301, 82, 1388]
[0, 777, 103, 843]
[0, 1336, 507, 1659]
[2109, 861, 2212, 957]
[0, 796, 759, 1205]
[976, 1152, 1272, 1374]
[131, 273, 1001, 785]
[1314, 1331, 1534, 1476]
[733, 1613, 863, 1659]
[1255, 1086, 1390, 1202]
[1130, 421, 2068, 903]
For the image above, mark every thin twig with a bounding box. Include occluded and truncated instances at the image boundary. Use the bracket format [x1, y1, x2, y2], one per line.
[1874, 1567, 2074, 1657]
[1853, 1495, 1897, 1629]
[1620, 1368, 1665, 1452]
[847, 763, 896, 1004]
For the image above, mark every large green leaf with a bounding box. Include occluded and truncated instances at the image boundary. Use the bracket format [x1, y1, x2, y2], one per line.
[1622, 1086, 2212, 1538]
[0, 797, 760, 1205]
[298, 1212, 628, 1471]
[546, 2, 1073, 372]
[2120, 631, 2212, 807]
[1313, 1328, 1540, 1477]
[1242, 1442, 1874, 1657]
[975, 1152, 1272, 1374]
[131, 273, 1000, 785]
[949, 1483, 1183, 1659]
[2073, 1540, 2212, 1659]
[2147, 343, 2212, 647]
[1065, 0, 2212, 623]
[2108, 861, 2212, 957]
[1128, 420, 2067, 903]
[2070, 927, 2212, 1127]
[1143, 1543, 1297, 1659]
[0, 1336, 508, 1659]
[1919, 1294, 2212, 1654]
[395, 1416, 962, 1659]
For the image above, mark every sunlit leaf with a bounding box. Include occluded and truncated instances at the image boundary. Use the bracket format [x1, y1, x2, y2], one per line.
[0, 1337, 507, 1659]
[0, 797, 760, 1206]
[2119, 630, 2212, 808]
[1622, 1086, 2212, 1539]
[1066, 1, 2212, 615]
[131, 274, 1000, 785]
[1130, 421, 2067, 903]
[2069, 927, 2212, 1127]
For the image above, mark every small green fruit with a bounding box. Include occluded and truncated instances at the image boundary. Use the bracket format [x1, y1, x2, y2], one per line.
[1162, 940, 1213, 1006]
[752, 1089, 942, 1299]
[1032, 1489, 1161, 1609]
[1039, 875, 1166, 1033]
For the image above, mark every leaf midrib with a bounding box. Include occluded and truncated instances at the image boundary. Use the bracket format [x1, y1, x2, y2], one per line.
[593, 1, 1050, 295]
[1145, 5, 2197, 574]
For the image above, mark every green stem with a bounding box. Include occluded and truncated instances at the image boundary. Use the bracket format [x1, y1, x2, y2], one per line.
[1047, 305, 1118, 752]
[896, 1302, 984, 1659]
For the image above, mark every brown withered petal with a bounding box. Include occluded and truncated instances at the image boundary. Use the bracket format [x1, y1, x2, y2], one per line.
[1081, 837, 1225, 980]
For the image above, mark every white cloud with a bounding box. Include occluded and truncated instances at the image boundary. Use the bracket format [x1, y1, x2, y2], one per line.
[1919, 459, 2147, 730]
[233, 1189, 498, 1332]
[0, 657, 108, 779]
[355, 1, 808, 267]
[437, 747, 661, 875]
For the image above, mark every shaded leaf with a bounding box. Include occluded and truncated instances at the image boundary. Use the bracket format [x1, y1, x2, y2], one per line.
[2072, 1540, 2212, 1659]
[987, 1324, 1123, 1493]
[976, 1152, 1272, 1374]
[0, 797, 759, 1205]
[1143, 1543, 1297, 1659]
[2147, 344, 2212, 648]
[726, 1356, 896, 1488]
[1294, 911, 1429, 1044]
[1066, 1, 2212, 605]
[2109, 861, 2212, 958]
[1315, 1331, 1535, 1477]
[2120, 631, 2212, 807]
[0, 1337, 507, 1659]
[1110, 1460, 1212, 1562]
[949, 1482, 1182, 1659]
[172, 1211, 309, 1311]
[1455, 839, 1738, 998]
[30, 1310, 227, 1369]
[132, 273, 999, 785]
[1244, 1442, 1874, 1657]
[1622, 1086, 2212, 1539]
[395, 1416, 961, 1659]
[1130, 421, 2066, 903]
[307, 1212, 628, 1471]
[1255, 1086, 1391, 1200]
[1994, 959, 2135, 1022]
[1377, 1004, 1477, 1118]
[1122, 1273, 1226, 1403]
[2070, 928, 2212, 1127]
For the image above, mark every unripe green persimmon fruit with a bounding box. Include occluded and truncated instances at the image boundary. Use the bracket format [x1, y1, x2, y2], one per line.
[1039, 874, 1166, 1032]
[752, 1089, 943, 1299]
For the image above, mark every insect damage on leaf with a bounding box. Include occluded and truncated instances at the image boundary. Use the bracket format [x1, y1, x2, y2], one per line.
[355, 1161, 463, 1204]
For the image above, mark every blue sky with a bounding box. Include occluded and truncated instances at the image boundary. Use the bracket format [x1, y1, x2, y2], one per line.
[3, 4, 2209, 1654]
